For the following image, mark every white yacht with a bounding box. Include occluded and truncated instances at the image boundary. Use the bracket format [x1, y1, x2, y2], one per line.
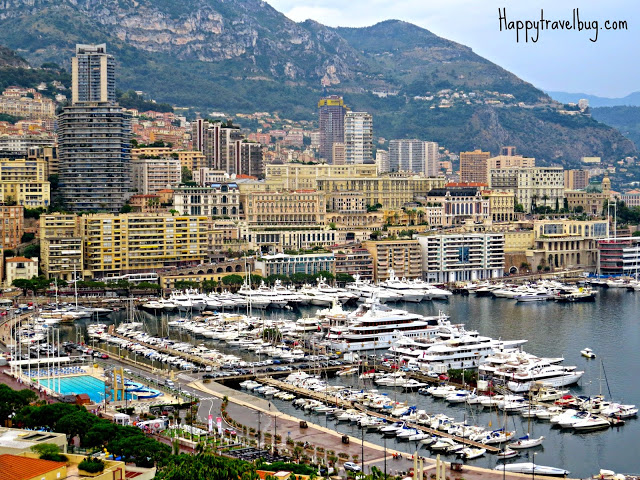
[378, 270, 424, 302]
[327, 300, 458, 351]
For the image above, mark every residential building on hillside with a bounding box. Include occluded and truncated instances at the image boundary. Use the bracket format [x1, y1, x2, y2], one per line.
[72, 43, 115, 104]
[0, 157, 50, 207]
[27, 146, 58, 177]
[318, 96, 347, 163]
[0, 205, 24, 249]
[389, 139, 438, 175]
[332, 142, 346, 165]
[254, 252, 335, 277]
[417, 233, 505, 282]
[376, 149, 390, 173]
[5, 256, 38, 286]
[620, 189, 640, 208]
[564, 169, 590, 190]
[0, 135, 55, 155]
[57, 103, 131, 212]
[487, 154, 535, 169]
[40, 213, 83, 280]
[459, 149, 490, 184]
[80, 213, 208, 277]
[177, 151, 207, 172]
[344, 112, 373, 164]
[242, 227, 338, 254]
[173, 183, 241, 219]
[333, 247, 374, 281]
[0, 89, 56, 119]
[328, 192, 366, 213]
[362, 239, 423, 281]
[243, 190, 326, 226]
[131, 156, 181, 194]
[264, 163, 378, 191]
[488, 166, 564, 212]
[192, 168, 229, 185]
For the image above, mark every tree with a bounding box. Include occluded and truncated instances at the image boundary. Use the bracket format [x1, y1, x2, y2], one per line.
[633, 231, 640, 237]
[514, 202, 525, 213]
[0, 384, 37, 423]
[21, 232, 35, 243]
[336, 273, 355, 284]
[201, 279, 217, 292]
[109, 435, 171, 467]
[181, 166, 192, 183]
[154, 453, 258, 480]
[12, 278, 33, 295]
[31, 443, 67, 462]
[23, 244, 40, 259]
[57, 411, 99, 445]
[120, 203, 133, 213]
[221, 274, 243, 286]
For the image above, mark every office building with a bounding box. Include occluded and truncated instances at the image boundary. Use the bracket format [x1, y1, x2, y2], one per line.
[459, 149, 490, 183]
[389, 139, 438, 175]
[254, 252, 335, 277]
[362, 239, 423, 281]
[71, 44, 115, 104]
[318, 96, 347, 163]
[0, 157, 50, 208]
[40, 214, 83, 281]
[131, 156, 181, 195]
[80, 213, 208, 277]
[418, 233, 505, 282]
[57, 103, 131, 212]
[344, 112, 373, 164]
[173, 182, 241, 219]
[0, 205, 24, 249]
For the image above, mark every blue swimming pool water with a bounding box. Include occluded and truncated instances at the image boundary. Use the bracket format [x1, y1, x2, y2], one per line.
[38, 375, 106, 403]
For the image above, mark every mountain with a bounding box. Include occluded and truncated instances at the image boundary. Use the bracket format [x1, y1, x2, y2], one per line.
[591, 106, 640, 149]
[0, 45, 28, 68]
[547, 91, 640, 108]
[0, 0, 635, 164]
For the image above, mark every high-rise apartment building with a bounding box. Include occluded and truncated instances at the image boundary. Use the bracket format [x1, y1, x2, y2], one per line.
[58, 103, 131, 212]
[376, 150, 389, 173]
[332, 143, 346, 166]
[0, 157, 50, 207]
[344, 112, 373, 164]
[389, 139, 438, 175]
[131, 157, 181, 194]
[40, 213, 83, 281]
[318, 96, 347, 163]
[487, 154, 535, 170]
[0, 205, 24, 249]
[564, 169, 590, 190]
[71, 44, 115, 104]
[459, 149, 490, 183]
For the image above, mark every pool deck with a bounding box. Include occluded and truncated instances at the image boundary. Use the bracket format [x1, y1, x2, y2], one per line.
[189, 380, 577, 480]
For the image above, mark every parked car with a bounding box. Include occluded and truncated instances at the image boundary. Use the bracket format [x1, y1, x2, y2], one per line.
[344, 462, 361, 472]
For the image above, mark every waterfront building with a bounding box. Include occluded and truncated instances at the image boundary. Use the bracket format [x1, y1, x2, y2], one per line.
[254, 252, 335, 277]
[158, 259, 249, 290]
[598, 237, 640, 276]
[80, 213, 208, 278]
[504, 230, 535, 252]
[530, 219, 609, 269]
[417, 233, 505, 283]
[0, 205, 23, 249]
[131, 156, 181, 194]
[318, 95, 347, 163]
[0, 157, 50, 208]
[389, 139, 438, 175]
[344, 112, 373, 164]
[332, 247, 374, 281]
[362, 239, 423, 281]
[173, 183, 241, 219]
[243, 190, 325, 227]
[564, 169, 590, 190]
[459, 149, 490, 184]
[71, 44, 115, 103]
[488, 166, 564, 212]
[242, 227, 338, 254]
[5, 256, 38, 286]
[39, 213, 83, 281]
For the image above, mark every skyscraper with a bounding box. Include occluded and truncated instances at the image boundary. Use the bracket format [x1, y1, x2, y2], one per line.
[460, 149, 490, 183]
[344, 112, 373, 164]
[318, 96, 347, 163]
[59, 44, 131, 212]
[389, 139, 438, 175]
[71, 44, 115, 104]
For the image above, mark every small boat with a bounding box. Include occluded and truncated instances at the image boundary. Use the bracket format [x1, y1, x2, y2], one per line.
[494, 462, 570, 477]
[460, 447, 486, 460]
[496, 448, 519, 459]
[508, 434, 545, 449]
[430, 437, 458, 452]
[581, 348, 596, 359]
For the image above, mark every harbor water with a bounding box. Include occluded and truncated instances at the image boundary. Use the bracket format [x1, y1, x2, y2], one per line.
[59, 287, 640, 476]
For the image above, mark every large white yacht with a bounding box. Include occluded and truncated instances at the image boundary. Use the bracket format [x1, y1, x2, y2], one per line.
[390, 333, 526, 371]
[378, 270, 424, 302]
[327, 300, 458, 351]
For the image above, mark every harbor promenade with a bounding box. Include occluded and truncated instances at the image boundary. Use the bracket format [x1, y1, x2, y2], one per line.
[189, 380, 575, 480]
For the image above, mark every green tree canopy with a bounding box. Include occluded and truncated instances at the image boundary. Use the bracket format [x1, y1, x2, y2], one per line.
[155, 454, 258, 480]
[221, 274, 244, 285]
[0, 384, 37, 423]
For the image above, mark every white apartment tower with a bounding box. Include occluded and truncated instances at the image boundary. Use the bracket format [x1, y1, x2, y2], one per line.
[344, 112, 373, 164]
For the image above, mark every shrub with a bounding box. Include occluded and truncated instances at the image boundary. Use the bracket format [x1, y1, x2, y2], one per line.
[79, 457, 105, 473]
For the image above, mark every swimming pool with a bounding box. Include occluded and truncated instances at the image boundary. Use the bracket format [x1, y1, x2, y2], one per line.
[38, 375, 106, 403]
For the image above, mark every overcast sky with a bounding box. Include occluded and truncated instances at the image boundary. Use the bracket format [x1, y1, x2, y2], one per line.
[265, 0, 637, 97]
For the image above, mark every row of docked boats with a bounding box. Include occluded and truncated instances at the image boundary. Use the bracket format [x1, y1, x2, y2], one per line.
[468, 279, 597, 302]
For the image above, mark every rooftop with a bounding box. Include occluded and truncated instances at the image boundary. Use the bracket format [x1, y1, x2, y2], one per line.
[5, 256, 36, 263]
[0, 454, 65, 480]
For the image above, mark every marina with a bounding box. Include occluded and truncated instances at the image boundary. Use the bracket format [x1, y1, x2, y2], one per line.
[2, 279, 640, 477]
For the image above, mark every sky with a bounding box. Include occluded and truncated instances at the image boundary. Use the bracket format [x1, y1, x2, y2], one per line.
[264, 0, 638, 98]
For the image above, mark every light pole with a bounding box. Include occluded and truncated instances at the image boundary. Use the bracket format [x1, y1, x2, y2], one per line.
[532, 452, 538, 480]
[361, 425, 364, 476]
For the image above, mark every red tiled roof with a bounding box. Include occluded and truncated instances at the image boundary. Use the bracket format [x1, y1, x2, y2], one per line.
[0, 454, 65, 480]
[5, 256, 35, 263]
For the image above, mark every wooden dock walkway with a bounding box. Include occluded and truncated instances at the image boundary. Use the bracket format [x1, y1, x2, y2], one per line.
[260, 377, 500, 453]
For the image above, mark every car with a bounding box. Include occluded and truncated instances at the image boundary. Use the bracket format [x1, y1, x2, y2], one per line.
[203, 374, 215, 379]
[100, 353, 109, 359]
[223, 428, 237, 436]
[344, 462, 361, 472]
[426, 371, 439, 378]
[438, 374, 449, 381]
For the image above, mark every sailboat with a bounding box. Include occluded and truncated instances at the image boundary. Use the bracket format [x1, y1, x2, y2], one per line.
[510, 388, 545, 449]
